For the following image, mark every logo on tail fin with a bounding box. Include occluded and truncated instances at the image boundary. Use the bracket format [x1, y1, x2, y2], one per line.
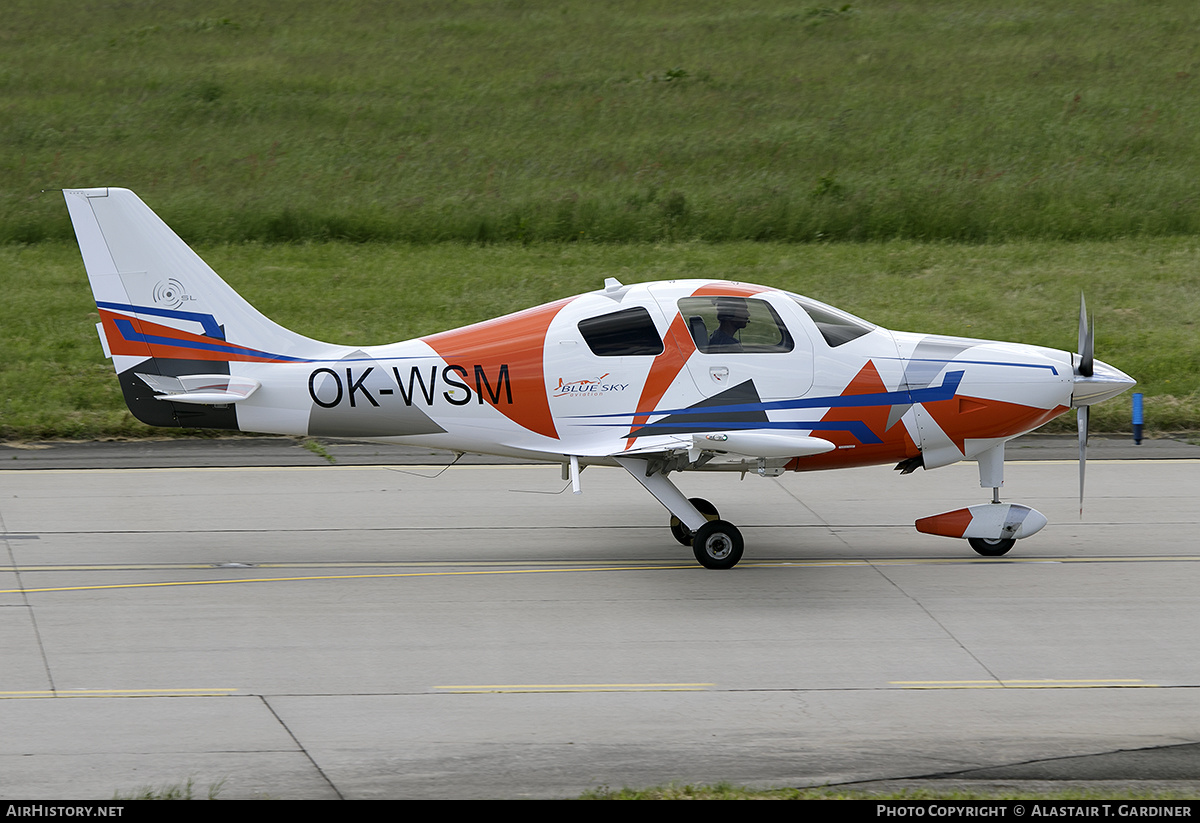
[152, 279, 193, 309]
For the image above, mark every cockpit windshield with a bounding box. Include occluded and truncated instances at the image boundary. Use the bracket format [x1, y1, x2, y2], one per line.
[785, 293, 875, 347]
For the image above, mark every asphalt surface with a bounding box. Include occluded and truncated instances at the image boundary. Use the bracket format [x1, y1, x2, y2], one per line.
[2, 434, 1199, 799]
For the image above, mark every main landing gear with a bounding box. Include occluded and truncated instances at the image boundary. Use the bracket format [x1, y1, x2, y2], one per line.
[691, 519, 744, 570]
[615, 457, 747, 570]
[667, 497, 745, 569]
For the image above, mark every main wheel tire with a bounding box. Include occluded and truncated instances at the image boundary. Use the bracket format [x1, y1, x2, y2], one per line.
[969, 537, 1016, 557]
[691, 519, 744, 570]
[669, 498, 720, 546]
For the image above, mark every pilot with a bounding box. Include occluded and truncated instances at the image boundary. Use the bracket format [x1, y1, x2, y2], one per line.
[707, 297, 750, 352]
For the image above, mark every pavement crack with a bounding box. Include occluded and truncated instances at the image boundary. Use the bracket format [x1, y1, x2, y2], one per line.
[0, 508, 58, 694]
[867, 561, 1003, 686]
[260, 694, 344, 800]
[770, 477, 854, 550]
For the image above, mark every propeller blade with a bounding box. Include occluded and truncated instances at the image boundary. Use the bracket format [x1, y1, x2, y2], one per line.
[1077, 295, 1094, 377]
[1078, 405, 1089, 518]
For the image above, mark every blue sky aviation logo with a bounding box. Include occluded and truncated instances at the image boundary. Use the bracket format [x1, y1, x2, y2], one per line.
[553, 374, 630, 398]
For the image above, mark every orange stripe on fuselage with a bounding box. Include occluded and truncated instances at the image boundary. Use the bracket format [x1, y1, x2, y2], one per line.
[625, 313, 696, 449]
[788, 361, 920, 471]
[921, 395, 1069, 453]
[624, 282, 774, 448]
[690, 283, 773, 298]
[423, 298, 573, 440]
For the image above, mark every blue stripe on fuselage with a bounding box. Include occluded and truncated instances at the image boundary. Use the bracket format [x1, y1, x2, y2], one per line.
[575, 370, 964, 423]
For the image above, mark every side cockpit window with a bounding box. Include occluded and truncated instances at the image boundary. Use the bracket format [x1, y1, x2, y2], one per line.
[577, 306, 665, 356]
[677, 296, 794, 354]
[786, 293, 874, 347]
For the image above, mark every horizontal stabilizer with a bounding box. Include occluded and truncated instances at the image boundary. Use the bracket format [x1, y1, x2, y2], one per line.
[136, 373, 261, 405]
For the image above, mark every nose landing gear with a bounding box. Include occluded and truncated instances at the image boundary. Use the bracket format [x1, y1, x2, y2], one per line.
[968, 537, 1016, 557]
[915, 442, 1047, 557]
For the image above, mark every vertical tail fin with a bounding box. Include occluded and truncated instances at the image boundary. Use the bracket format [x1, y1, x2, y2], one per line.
[63, 187, 334, 429]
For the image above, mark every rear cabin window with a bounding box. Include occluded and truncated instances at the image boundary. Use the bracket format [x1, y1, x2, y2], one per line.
[677, 296, 794, 354]
[577, 307, 664, 356]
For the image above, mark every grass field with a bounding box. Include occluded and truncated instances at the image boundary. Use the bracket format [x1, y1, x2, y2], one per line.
[2, 1, 1198, 438]
[579, 782, 1200, 800]
[5, 1, 1200, 243]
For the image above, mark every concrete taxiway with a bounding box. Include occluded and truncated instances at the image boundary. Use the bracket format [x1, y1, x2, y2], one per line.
[1, 436, 1199, 799]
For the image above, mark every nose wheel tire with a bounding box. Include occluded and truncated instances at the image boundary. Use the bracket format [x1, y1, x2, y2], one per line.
[691, 520, 744, 569]
[969, 537, 1015, 557]
[669, 497, 720, 546]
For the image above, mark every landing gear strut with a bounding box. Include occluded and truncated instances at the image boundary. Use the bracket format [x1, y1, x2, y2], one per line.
[971, 444, 1016, 557]
[615, 457, 746, 570]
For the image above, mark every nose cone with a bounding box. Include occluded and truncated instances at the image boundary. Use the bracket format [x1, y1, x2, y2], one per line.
[1072, 357, 1136, 407]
